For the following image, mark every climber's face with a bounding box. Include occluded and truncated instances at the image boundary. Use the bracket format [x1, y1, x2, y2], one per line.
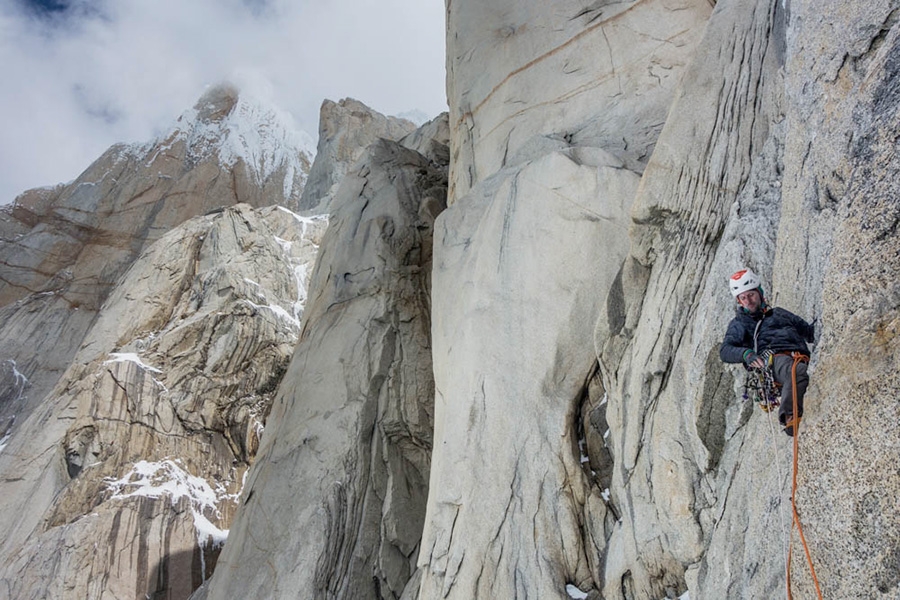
[737, 289, 761, 312]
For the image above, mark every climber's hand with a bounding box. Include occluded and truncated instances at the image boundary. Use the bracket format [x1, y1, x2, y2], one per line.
[743, 351, 764, 370]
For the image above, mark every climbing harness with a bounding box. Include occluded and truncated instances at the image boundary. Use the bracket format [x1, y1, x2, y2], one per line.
[783, 351, 823, 600]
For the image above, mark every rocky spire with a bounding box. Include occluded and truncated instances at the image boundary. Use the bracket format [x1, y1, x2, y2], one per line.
[297, 98, 418, 214]
[169, 82, 315, 205]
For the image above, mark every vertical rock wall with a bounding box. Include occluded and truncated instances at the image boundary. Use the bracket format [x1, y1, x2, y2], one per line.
[445, 0, 712, 201]
[596, 0, 900, 597]
[419, 1, 712, 599]
[203, 118, 449, 600]
[772, 1, 900, 597]
[598, 0, 789, 596]
[420, 147, 640, 600]
[426, 0, 900, 598]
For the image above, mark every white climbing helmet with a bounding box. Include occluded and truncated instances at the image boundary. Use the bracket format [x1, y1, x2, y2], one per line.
[729, 268, 761, 297]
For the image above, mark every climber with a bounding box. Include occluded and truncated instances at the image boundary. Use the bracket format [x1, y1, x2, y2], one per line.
[720, 269, 815, 436]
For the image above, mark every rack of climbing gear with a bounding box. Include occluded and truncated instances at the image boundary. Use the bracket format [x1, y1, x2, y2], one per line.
[742, 349, 780, 412]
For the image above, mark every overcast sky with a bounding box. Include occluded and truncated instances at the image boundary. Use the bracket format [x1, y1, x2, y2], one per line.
[0, 0, 447, 204]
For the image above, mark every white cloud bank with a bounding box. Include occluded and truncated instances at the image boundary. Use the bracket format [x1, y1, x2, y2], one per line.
[0, 0, 447, 203]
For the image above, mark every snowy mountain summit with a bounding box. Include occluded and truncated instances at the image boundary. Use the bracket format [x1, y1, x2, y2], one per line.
[152, 83, 315, 205]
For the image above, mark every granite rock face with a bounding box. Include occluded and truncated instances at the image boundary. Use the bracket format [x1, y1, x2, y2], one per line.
[0, 84, 321, 599]
[769, 1, 900, 597]
[0, 204, 326, 599]
[596, 0, 791, 595]
[444, 0, 712, 202]
[203, 116, 449, 600]
[417, 148, 640, 600]
[298, 98, 419, 214]
[595, 0, 900, 598]
[417, 1, 712, 598]
[421, 0, 900, 598]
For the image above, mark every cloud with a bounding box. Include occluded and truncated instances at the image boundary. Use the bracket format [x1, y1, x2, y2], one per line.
[0, 0, 447, 203]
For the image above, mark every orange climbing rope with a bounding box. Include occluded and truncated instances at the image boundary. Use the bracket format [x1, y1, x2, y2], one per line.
[785, 351, 823, 600]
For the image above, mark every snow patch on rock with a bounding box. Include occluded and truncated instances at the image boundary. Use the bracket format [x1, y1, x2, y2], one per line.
[105, 459, 231, 547]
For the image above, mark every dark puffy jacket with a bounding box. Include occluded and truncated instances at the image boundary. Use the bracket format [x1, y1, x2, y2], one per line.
[720, 306, 814, 364]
